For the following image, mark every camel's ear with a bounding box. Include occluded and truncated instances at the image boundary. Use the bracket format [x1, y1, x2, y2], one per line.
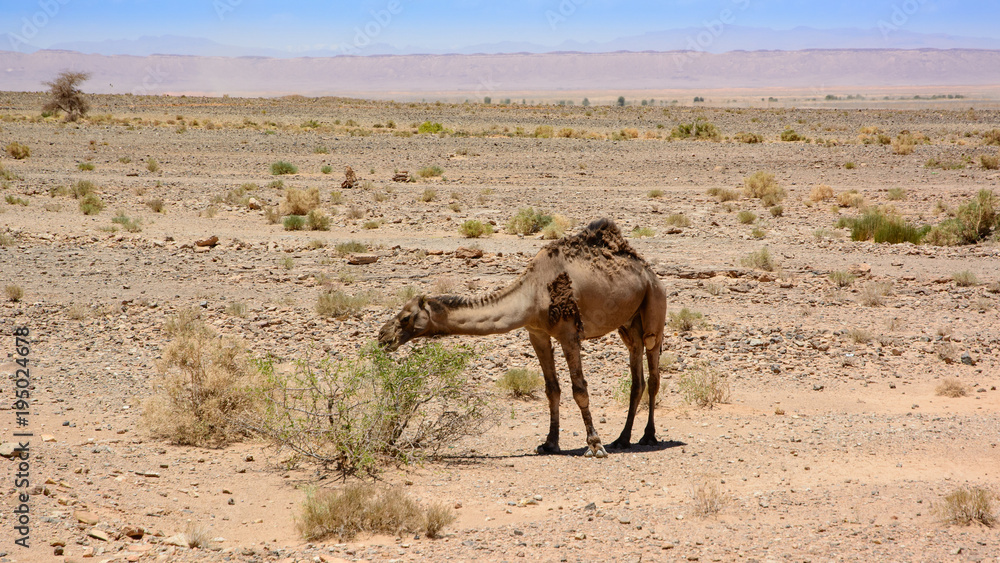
[417, 295, 426, 308]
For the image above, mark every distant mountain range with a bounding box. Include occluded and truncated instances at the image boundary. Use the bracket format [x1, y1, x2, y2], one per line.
[4, 26, 1000, 58]
[3, 48, 998, 98]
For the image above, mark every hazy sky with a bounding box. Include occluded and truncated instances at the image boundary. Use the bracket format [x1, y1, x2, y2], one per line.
[1, 0, 992, 53]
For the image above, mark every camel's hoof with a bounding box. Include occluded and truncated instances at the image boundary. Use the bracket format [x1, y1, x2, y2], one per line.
[638, 434, 658, 446]
[536, 443, 560, 455]
[585, 445, 608, 458]
[609, 438, 632, 450]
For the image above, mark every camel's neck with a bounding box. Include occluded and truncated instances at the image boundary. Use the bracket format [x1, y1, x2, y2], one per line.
[429, 278, 535, 337]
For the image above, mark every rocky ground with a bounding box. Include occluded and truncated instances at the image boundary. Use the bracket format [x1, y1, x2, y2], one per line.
[0, 92, 999, 562]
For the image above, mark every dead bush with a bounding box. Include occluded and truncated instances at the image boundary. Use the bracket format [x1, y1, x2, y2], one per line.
[297, 483, 456, 541]
[42, 70, 91, 121]
[938, 486, 996, 527]
[809, 184, 834, 202]
[142, 310, 264, 446]
[280, 187, 320, 215]
[936, 378, 969, 397]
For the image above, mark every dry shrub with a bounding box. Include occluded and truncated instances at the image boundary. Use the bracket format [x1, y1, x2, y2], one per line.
[665, 213, 691, 227]
[809, 184, 834, 202]
[298, 484, 456, 541]
[938, 486, 996, 527]
[181, 523, 213, 549]
[316, 289, 374, 318]
[280, 187, 320, 215]
[837, 190, 865, 208]
[677, 363, 730, 408]
[953, 270, 978, 287]
[740, 247, 777, 271]
[458, 219, 493, 238]
[936, 378, 969, 397]
[497, 368, 543, 399]
[143, 310, 263, 446]
[858, 281, 892, 307]
[692, 480, 728, 517]
[668, 307, 703, 332]
[5, 142, 30, 160]
[828, 270, 856, 287]
[935, 342, 960, 364]
[845, 328, 871, 344]
[743, 171, 785, 205]
[6, 284, 24, 302]
[541, 214, 571, 239]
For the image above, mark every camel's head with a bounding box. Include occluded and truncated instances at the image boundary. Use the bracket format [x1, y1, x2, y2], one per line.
[378, 296, 433, 352]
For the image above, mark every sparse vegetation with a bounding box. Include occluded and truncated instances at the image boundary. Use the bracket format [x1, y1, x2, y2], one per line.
[79, 193, 104, 215]
[780, 128, 803, 141]
[937, 486, 996, 527]
[251, 342, 495, 476]
[677, 363, 730, 408]
[809, 184, 834, 202]
[419, 188, 437, 202]
[111, 211, 142, 232]
[887, 187, 906, 200]
[42, 70, 91, 121]
[417, 121, 444, 134]
[836, 207, 928, 244]
[459, 219, 493, 238]
[670, 120, 720, 141]
[858, 281, 893, 306]
[541, 214, 571, 239]
[737, 210, 756, 224]
[142, 310, 264, 446]
[647, 189, 664, 198]
[146, 198, 165, 213]
[507, 207, 553, 235]
[283, 215, 305, 231]
[418, 166, 444, 178]
[734, 131, 763, 144]
[708, 187, 740, 202]
[836, 190, 865, 208]
[692, 480, 728, 517]
[497, 368, 543, 399]
[306, 209, 331, 231]
[5, 142, 30, 160]
[668, 307, 703, 332]
[981, 154, 1000, 170]
[296, 483, 455, 541]
[271, 160, 298, 175]
[665, 213, 691, 227]
[6, 284, 24, 302]
[77, 162, 95, 171]
[924, 190, 998, 246]
[280, 187, 320, 215]
[741, 247, 776, 271]
[631, 226, 655, 238]
[335, 241, 367, 255]
[953, 270, 978, 287]
[743, 171, 785, 206]
[936, 378, 969, 398]
[146, 158, 159, 173]
[316, 289, 374, 318]
[829, 270, 856, 287]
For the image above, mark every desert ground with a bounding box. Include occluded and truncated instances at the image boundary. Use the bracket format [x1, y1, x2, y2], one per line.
[1, 91, 999, 562]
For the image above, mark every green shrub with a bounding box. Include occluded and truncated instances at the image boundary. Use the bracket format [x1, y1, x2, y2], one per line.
[283, 215, 306, 230]
[459, 219, 493, 238]
[146, 158, 159, 173]
[769, 205, 783, 217]
[665, 213, 691, 227]
[111, 211, 142, 232]
[417, 121, 444, 134]
[306, 209, 331, 231]
[335, 241, 368, 255]
[670, 120, 720, 141]
[741, 247, 776, 271]
[321, 165, 333, 174]
[743, 171, 785, 205]
[838, 208, 929, 244]
[271, 160, 298, 175]
[79, 193, 104, 215]
[252, 342, 495, 476]
[780, 129, 803, 141]
[668, 307, 703, 332]
[77, 162, 95, 171]
[677, 363, 730, 408]
[5, 195, 28, 206]
[844, 161, 856, 169]
[418, 166, 443, 178]
[506, 207, 553, 235]
[497, 368, 543, 398]
[737, 210, 756, 224]
[925, 158, 964, 170]
[828, 270, 856, 287]
[631, 226, 655, 238]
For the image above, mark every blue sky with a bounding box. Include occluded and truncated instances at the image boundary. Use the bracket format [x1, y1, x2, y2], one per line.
[1, 0, 993, 53]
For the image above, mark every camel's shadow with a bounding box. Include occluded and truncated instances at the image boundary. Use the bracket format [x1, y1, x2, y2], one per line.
[439, 439, 686, 465]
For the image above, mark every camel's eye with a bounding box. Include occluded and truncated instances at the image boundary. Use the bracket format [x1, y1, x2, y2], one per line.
[401, 314, 412, 325]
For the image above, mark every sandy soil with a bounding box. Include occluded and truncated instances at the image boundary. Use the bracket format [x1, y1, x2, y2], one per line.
[1, 92, 999, 562]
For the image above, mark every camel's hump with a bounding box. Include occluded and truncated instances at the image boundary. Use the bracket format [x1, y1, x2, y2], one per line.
[543, 218, 646, 265]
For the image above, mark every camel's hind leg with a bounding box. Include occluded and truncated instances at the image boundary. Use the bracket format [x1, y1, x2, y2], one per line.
[528, 330, 561, 454]
[610, 316, 645, 450]
[639, 282, 667, 446]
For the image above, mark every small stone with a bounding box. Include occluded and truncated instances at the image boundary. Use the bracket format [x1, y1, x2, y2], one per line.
[74, 510, 99, 525]
[41, 434, 56, 442]
[87, 528, 110, 541]
[960, 352, 975, 366]
[347, 253, 378, 265]
[574, 532, 586, 540]
[618, 516, 631, 524]
[164, 534, 189, 547]
[813, 384, 824, 391]
[121, 525, 145, 539]
[247, 198, 261, 210]
[228, 498, 235, 505]
[244, 454, 254, 462]
[454, 246, 484, 259]
[0, 443, 19, 457]
[195, 235, 219, 247]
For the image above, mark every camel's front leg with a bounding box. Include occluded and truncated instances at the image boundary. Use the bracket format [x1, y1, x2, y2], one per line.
[528, 330, 561, 454]
[558, 333, 606, 458]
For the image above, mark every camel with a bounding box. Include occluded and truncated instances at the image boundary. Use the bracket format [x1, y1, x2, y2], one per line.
[378, 218, 667, 458]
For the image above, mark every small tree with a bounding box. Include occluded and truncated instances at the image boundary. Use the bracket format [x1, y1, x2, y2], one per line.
[617, 96, 626, 107]
[42, 71, 91, 121]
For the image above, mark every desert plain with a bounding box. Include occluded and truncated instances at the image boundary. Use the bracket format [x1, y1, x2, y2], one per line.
[0, 91, 999, 562]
